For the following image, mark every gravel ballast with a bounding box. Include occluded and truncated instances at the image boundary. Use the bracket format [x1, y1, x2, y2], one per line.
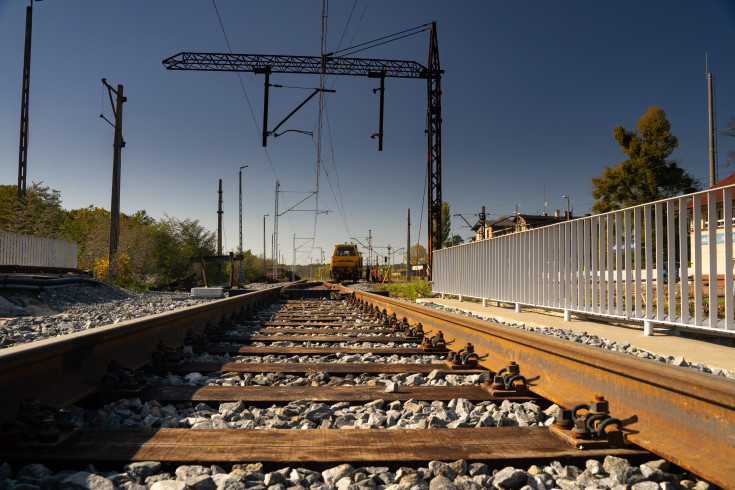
[0, 282, 720, 489]
[0, 282, 279, 349]
[0, 456, 714, 490]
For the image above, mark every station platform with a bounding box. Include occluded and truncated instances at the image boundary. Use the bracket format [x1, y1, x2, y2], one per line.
[415, 297, 735, 374]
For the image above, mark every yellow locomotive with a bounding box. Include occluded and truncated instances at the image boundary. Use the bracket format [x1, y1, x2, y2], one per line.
[330, 244, 362, 281]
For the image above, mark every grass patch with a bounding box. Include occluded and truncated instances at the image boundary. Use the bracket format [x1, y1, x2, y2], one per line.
[372, 280, 432, 302]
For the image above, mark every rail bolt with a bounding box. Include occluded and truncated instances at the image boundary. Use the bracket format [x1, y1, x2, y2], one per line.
[589, 395, 609, 414]
[36, 418, 59, 443]
[18, 398, 41, 419]
[430, 331, 446, 349]
[507, 361, 520, 375]
[55, 409, 74, 431]
[598, 419, 624, 445]
[491, 375, 505, 390]
[555, 409, 574, 430]
[572, 416, 591, 439]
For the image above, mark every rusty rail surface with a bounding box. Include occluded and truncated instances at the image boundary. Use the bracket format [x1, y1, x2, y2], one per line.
[1, 281, 732, 486]
[332, 285, 735, 488]
[0, 286, 287, 423]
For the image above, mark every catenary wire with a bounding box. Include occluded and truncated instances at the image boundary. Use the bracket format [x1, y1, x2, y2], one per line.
[211, 0, 279, 181]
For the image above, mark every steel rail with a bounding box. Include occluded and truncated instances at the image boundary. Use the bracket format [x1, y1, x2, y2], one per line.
[0, 286, 288, 423]
[332, 285, 735, 488]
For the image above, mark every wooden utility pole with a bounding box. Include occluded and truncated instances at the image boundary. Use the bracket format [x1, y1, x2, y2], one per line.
[101, 79, 126, 278]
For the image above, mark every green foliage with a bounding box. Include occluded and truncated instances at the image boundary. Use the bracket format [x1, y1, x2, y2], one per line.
[591, 107, 701, 214]
[440, 201, 450, 247]
[446, 234, 464, 247]
[0, 184, 227, 288]
[155, 216, 216, 284]
[59, 206, 109, 263]
[0, 184, 65, 237]
[373, 280, 432, 302]
[410, 244, 428, 265]
[430, 201, 452, 250]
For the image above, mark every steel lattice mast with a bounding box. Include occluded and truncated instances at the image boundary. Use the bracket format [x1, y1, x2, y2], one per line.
[162, 22, 443, 275]
[426, 23, 441, 270]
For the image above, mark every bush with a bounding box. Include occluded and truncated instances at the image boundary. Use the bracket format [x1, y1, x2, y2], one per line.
[373, 280, 432, 302]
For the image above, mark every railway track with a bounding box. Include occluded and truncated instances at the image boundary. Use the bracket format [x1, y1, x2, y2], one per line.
[0, 281, 732, 488]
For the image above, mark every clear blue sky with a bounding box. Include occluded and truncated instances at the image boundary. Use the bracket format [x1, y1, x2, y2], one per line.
[2, 1, 735, 266]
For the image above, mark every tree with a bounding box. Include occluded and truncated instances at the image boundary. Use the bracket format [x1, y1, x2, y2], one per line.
[431, 201, 452, 250]
[446, 234, 464, 247]
[591, 107, 700, 214]
[0, 183, 64, 237]
[410, 244, 428, 265]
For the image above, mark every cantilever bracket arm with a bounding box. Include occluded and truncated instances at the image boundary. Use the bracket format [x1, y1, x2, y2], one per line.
[267, 87, 336, 143]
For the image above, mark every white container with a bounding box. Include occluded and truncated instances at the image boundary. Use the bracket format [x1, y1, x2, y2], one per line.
[190, 287, 224, 298]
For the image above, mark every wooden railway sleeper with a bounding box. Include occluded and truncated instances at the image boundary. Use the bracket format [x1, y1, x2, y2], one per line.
[1, 398, 73, 446]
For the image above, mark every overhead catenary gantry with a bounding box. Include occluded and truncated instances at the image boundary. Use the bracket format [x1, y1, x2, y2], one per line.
[162, 22, 443, 274]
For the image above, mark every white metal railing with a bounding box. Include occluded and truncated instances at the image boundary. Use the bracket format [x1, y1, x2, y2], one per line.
[433, 185, 735, 335]
[0, 231, 77, 269]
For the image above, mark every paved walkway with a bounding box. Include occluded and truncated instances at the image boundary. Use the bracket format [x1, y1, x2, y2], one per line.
[416, 297, 735, 374]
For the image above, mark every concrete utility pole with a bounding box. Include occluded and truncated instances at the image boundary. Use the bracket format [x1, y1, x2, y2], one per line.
[263, 214, 269, 278]
[368, 230, 373, 268]
[708, 73, 716, 187]
[273, 180, 280, 280]
[406, 209, 411, 281]
[101, 79, 126, 278]
[239, 165, 248, 278]
[217, 179, 223, 256]
[17, 0, 40, 206]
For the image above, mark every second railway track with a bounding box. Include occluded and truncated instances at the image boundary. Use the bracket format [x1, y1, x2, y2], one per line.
[0, 282, 732, 488]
